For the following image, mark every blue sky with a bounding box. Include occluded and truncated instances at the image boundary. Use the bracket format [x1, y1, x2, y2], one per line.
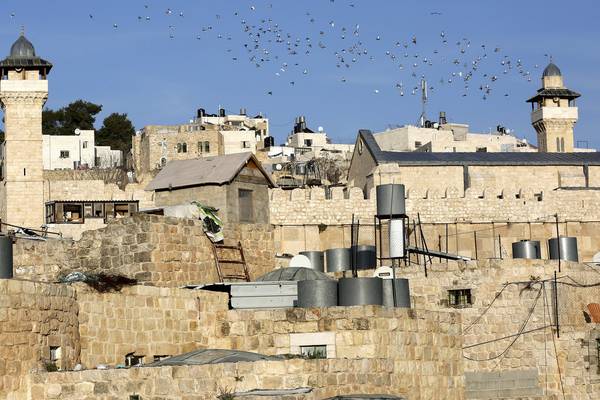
[1, 0, 599, 147]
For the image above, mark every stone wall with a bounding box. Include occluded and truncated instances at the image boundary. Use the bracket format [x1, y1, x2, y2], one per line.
[13, 214, 276, 286]
[270, 187, 600, 260]
[0, 280, 80, 398]
[23, 358, 418, 400]
[76, 284, 228, 368]
[388, 258, 600, 400]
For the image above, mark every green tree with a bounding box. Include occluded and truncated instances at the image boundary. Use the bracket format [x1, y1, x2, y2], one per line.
[97, 113, 135, 154]
[42, 100, 102, 136]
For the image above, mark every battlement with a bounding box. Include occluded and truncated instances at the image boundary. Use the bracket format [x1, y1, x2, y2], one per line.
[270, 187, 600, 225]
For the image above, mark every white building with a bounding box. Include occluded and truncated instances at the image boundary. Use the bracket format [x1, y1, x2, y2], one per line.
[42, 129, 122, 170]
[373, 119, 537, 153]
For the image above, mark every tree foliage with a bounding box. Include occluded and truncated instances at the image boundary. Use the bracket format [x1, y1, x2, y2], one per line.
[97, 113, 135, 154]
[42, 100, 102, 136]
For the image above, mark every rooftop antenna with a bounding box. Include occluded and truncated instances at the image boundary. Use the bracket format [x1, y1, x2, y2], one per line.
[418, 78, 428, 127]
[20, 26, 25, 36]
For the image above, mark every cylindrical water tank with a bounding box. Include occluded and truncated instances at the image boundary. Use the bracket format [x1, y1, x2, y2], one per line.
[548, 237, 578, 262]
[512, 240, 541, 259]
[382, 278, 411, 308]
[325, 248, 351, 272]
[389, 219, 405, 259]
[297, 280, 338, 307]
[0, 236, 13, 279]
[338, 277, 383, 306]
[299, 251, 325, 272]
[351, 245, 377, 270]
[264, 136, 275, 148]
[376, 184, 406, 218]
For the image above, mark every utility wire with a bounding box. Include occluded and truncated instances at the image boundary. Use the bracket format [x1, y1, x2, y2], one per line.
[463, 286, 542, 362]
[543, 284, 566, 400]
[463, 282, 509, 333]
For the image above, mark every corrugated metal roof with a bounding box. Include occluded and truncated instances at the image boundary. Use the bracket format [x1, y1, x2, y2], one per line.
[256, 267, 332, 282]
[360, 130, 600, 166]
[145, 152, 276, 191]
[147, 349, 281, 366]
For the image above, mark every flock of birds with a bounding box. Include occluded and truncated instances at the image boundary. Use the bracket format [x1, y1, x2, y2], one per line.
[10, 2, 551, 104]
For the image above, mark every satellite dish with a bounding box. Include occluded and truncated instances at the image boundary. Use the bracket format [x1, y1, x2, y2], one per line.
[74, 129, 81, 135]
[274, 164, 283, 171]
[317, 126, 324, 132]
[289, 254, 311, 269]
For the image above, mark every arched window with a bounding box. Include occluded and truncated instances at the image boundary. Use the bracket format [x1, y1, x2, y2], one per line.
[182, 143, 187, 153]
[176, 143, 182, 153]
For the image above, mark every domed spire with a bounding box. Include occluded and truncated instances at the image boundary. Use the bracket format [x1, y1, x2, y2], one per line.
[9, 30, 36, 59]
[542, 62, 562, 78]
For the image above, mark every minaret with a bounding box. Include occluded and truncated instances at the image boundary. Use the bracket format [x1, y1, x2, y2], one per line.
[0, 32, 52, 228]
[527, 62, 580, 153]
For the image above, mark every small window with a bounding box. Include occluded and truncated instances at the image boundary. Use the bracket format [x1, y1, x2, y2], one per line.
[130, 395, 141, 400]
[93, 203, 104, 218]
[50, 346, 61, 369]
[125, 353, 144, 367]
[182, 143, 187, 153]
[204, 141, 210, 153]
[414, 141, 422, 148]
[63, 203, 84, 223]
[448, 289, 472, 308]
[304, 139, 313, 147]
[59, 150, 70, 158]
[242, 141, 252, 149]
[82, 141, 88, 149]
[300, 345, 327, 359]
[475, 147, 487, 153]
[238, 189, 254, 222]
[197, 141, 203, 153]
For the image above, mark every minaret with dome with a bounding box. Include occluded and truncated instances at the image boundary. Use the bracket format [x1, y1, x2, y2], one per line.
[527, 62, 580, 153]
[0, 31, 52, 229]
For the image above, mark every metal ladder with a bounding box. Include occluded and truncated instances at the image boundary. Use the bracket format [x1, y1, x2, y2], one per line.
[211, 241, 251, 282]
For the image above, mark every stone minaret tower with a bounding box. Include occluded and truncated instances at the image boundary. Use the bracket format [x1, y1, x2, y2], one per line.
[527, 62, 580, 153]
[0, 33, 52, 228]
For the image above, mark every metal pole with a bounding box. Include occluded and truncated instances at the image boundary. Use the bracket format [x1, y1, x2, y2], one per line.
[445, 223, 449, 264]
[498, 234, 503, 260]
[492, 222, 496, 258]
[554, 270, 560, 338]
[555, 214, 561, 273]
[474, 231, 478, 260]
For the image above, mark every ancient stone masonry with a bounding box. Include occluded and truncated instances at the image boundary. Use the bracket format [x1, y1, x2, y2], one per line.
[0, 280, 80, 397]
[270, 187, 600, 260]
[76, 284, 228, 368]
[380, 259, 600, 400]
[270, 186, 600, 226]
[13, 213, 276, 286]
[24, 359, 405, 400]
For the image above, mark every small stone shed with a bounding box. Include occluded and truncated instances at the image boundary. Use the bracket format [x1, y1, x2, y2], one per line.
[146, 152, 276, 224]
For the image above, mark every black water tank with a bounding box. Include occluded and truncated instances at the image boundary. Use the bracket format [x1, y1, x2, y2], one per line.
[197, 108, 206, 118]
[264, 136, 275, 148]
[219, 108, 226, 117]
[0, 235, 13, 279]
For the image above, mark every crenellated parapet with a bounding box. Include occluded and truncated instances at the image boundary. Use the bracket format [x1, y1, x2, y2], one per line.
[270, 186, 600, 225]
